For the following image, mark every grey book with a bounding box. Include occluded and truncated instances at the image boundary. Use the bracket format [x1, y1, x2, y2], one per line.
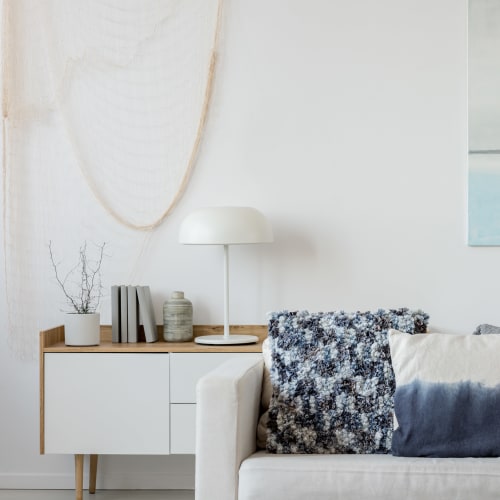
[137, 285, 158, 343]
[120, 285, 128, 343]
[111, 285, 121, 343]
[127, 285, 139, 343]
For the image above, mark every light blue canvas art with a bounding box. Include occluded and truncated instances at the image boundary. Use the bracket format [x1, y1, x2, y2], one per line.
[468, 0, 500, 245]
[469, 156, 500, 245]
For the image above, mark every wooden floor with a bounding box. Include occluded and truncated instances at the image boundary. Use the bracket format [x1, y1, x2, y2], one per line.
[0, 491, 194, 500]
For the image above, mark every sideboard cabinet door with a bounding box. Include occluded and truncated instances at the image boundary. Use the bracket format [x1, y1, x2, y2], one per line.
[44, 353, 170, 455]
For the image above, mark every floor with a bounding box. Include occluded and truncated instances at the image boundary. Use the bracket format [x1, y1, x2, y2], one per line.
[0, 491, 194, 500]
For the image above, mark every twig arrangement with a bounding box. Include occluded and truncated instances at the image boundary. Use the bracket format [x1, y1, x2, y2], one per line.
[49, 241, 106, 314]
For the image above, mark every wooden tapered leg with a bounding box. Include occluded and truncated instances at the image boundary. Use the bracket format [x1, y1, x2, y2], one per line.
[74, 454, 84, 500]
[89, 454, 98, 494]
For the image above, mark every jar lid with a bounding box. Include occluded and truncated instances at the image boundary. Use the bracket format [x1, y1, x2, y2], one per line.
[171, 291, 184, 299]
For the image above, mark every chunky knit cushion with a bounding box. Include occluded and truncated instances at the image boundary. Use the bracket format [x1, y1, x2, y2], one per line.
[266, 308, 429, 454]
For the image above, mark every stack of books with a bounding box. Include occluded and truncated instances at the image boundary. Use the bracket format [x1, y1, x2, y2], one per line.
[111, 285, 158, 343]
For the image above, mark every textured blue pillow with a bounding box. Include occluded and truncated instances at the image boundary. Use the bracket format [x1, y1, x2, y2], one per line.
[389, 330, 500, 457]
[266, 309, 429, 454]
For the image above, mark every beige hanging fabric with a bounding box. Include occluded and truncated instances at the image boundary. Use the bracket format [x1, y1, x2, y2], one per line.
[2, 0, 221, 358]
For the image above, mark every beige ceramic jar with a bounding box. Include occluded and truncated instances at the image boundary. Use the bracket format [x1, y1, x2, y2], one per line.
[163, 291, 193, 342]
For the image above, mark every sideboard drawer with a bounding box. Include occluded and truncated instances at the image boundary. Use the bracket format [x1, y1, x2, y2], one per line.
[170, 352, 260, 403]
[170, 404, 196, 454]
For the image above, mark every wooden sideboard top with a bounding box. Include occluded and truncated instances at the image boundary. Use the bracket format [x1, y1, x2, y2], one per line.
[40, 324, 267, 353]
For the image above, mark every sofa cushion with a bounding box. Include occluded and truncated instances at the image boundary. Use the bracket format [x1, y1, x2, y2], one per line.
[256, 338, 272, 449]
[238, 451, 500, 500]
[474, 323, 500, 334]
[266, 309, 428, 454]
[389, 329, 500, 457]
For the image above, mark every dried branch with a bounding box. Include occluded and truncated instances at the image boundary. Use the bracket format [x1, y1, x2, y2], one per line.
[49, 241, 107, 314]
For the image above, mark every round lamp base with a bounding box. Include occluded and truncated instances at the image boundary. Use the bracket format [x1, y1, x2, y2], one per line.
[194, 334, 259, 345]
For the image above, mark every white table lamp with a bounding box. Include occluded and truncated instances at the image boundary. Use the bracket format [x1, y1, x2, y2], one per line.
[179, 206, 273, 345]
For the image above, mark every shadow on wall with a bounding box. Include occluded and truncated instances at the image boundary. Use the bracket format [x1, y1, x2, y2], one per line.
[270, 221, 318, 262]
[264, 219, 337, 309]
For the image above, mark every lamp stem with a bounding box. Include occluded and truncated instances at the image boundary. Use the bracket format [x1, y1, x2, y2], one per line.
[223, 244, 230, 338]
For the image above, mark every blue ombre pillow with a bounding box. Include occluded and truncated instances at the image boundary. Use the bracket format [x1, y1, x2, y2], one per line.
[389, 329, 500, 457]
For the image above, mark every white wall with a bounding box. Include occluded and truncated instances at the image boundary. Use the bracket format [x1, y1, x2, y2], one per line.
[0, 0, 488, 490]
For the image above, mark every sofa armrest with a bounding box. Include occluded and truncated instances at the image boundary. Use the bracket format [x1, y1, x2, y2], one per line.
[195, 355, 264, 500]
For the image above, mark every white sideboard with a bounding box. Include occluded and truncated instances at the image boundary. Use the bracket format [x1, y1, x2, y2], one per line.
[39, 325, 265, 500]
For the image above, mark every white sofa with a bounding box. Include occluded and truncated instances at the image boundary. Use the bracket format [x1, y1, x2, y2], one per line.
[195, 356, 500, 500]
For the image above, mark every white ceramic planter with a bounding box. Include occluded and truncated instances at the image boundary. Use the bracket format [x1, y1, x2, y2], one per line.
[64, 312, 100, 346]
